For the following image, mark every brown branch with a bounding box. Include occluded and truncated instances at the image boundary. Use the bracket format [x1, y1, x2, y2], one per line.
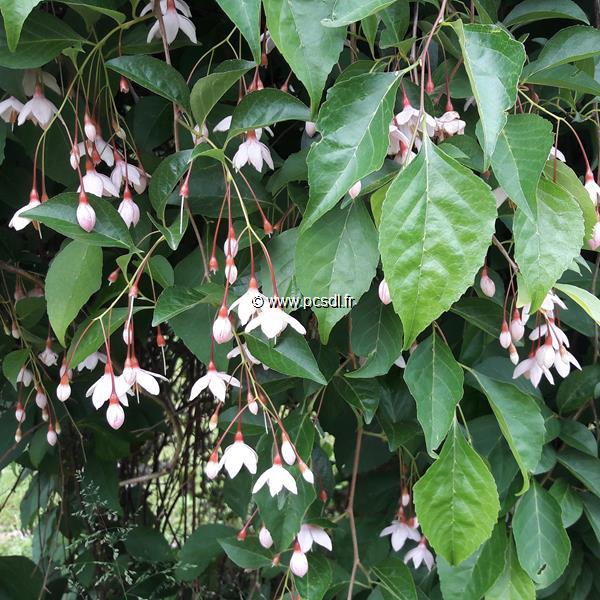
[346, 423, 363, 600]
[0, 261, 44, 288]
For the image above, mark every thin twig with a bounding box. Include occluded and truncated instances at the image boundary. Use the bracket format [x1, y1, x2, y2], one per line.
[346, 423, 364, 600]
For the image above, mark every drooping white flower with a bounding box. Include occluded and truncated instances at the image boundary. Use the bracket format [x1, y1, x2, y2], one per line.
[192, 123, 209, 145]
[17, 366, 33, 387]
[227, 343, 264, 368]
[146, 0, 197, 45]
[554, 345, 582, 378]
[35, 388, 47, 409]
[141, 0, 191, 17]
[229, 278, 266, 325]
[404, 537, 435, 571]
[117, 189, 141, 228]
[297, 524, 332, 553]
[224, 255, 238, 284]
[281, 433, 296, 466]
[304, 121, 317, 137]
[22, 70, 61, 97]
[205, 452, 221, 479]
[77, 137, 115, 167]
[0, 97, 24, 124]
[79, 162, 119, 197]
[223, 229, 238, 257]
[189, 361, 240, 403]
[77, 193, 96, 232]
[111, 161, 147, 196]
[106, 394, 126, 429]
[540, 291, 567, 312]
[378, 279, 391, 305]
[252, 455, 298, 496]
[246, 306, 306, 339]
[259, 525, 274, 549]
[122, 357, 167, 394]
[56, 374, 71, 401]
[585, 170, 600, 206]
[479, 266, 495, 298]
[380, 517, 420, 552]
[9, 190, 41, 231]
[84, 112, 97, 142]
[435, 111, 465, 139]
[290, 543, 309, 577]
[393, 94, 436, 140]
[499, 321, 511, 349]
[232, 130, 274, 173]
[512, 353, 554, 388]
[509, 344, 519, 365]
[38, 342, 58, 367]
[17, 85, 57, 129]
[549, 146, 566, 162]
[510, 309, 524, 342]
[15, 402, 25, 423]
[213, 115, 232, 133]
[535, 336, 555, 369]
[299, 460, 314, 484]
[47, 425, 58, 446]
[213, 306, 233, 344]
[219, 431, 258, 478]
[529, 319, 569, 349]
[86, 365, 131, 409]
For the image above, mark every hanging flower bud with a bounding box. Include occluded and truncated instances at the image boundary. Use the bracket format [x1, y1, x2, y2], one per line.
[349, 180, 362, 199]
[290, 542, 309, 577]
[56, 374, 71, 401]
[156, 327, 166, 348]
[509, 344, 519, 365]
[106, 394, 125, 429]
[209, 255, 219, 273]
[479, 266, 495, 298]
[401, 486, 410, 507]
[319, 488, 328, 503]
[77, 191, 96, 232]
[84, 111, 97, 142]
[263, 218, 274, 236]
[510, 309, 524, 342]
[237, 526, 248, 542]
[225, 255, 238, 284]
[378, 279, 391, 305]
[281, 433, 296, 465]
[15, 401, 25, 423]
[535, 336, 555, 369]
[14, 426, 22, 443]
[589, 222, 600, 250]
[209, 407, 219, 431]
[70, 143, 80, 170]
[47, 424, 57, 446]
[118, 187, 140, 228]
[499, 320, 511, 349]
[298, 460, 314, 484]
[119, 76, 130, 94]
[247, 392, 258, 415]
[259, 525, 274, 549]
[35, 388, 47, 409]
[272, 553, 281, 567]
[304, 121, 317, 137]
[425, 75, 435, 95]
[213, 305, 233, 344]
[108, 267, 120, 285]
[224, 227, 238, 257]
[42, 407, 49, 422]
[205, 451, 221, 479]
[11, 322, 20, 339]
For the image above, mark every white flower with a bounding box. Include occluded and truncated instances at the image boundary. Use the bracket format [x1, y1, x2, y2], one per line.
[378, 279, 391, 305]
[189, 361, 240, 403]
[78, 137, 115, 167]
[77, 194, 96, 232]
[252, 456, 298, 496]
[554, 346, 582, 378]
[56, 375, 71, 401]
[259, 526, 273, 549]
[380, 517, 420, 552]
[205, 452, 221, 479]
[86, 366, 131, 409]
[111, 156, 147, 194]
[549, 146, 566, 162]
[9, 190, 41, 231]
[290, 544, 309, 577]
[585, 171, 600, 206]
[229, 278, 265, 325]
[246, 306, 306, 339]
[394, 355, 406, 368]
[227, 343, 265, 369]
[213, 115, 232, 133]
[512, 354, 554, 388]
[297, 524, 332, 553]
[510, 309, 524, 342]
[529, 319, 569, 349]
[540, 291, 567, 312]
[17, 85, 57, 129]
[435, 111, 465, 139]
[232, 130, 274, 172]
[15, 403, 25, 423]
[79, 163, 119, 197]
[17, 366, 33, 387]
[281, 434, 296, 466]
[0, 97, 24, 124]
[213, 307, 233, 344]
[219, 432, 258, 478]
[535, 338, 555, 368]
[299, 460, 314, 484]
[499, 321, 511, 349]
[394, 102, 436, 139]
[349, 180, 362, 199]
[404, 537, 434, 571]
[84, 112, 97, 141]
[141, 0, 191, 17]
[509, 344, 519, 365]
[225, 256, 238, 284]
[76, 352, 106, 373]
[35, 389, 47, 409]
[47, 426, 58, 446]
[22, 70, 61, 97]
[38, 345, 58, 367]
[304, 121, 317, 137]
[122, 357, 167, 394]
[118, 191, 141, 228]
[260, 30, 275, 54]
[146, 0, 197, 45]
[224, 232, 238, 258]
[106, 395, 125, 429]
[479, 267, 495, 298]
[192, 123, 209, 145]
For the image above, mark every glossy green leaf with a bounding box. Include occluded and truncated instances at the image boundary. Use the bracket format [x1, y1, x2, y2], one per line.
[491, 114, 553, 219]
[556, 364, 600, 414]
[505, 0, 588, 28]
[190, 59, 254, 127]
[152, 286, 205, 326]
[296, 201, 379, 342]
[2, 348, 29, 389]
[451, 297, 504, 337]
[560, 420, 597, 456]
[523, 26, 600, 77]
[555, 284, 600, 326]
[228, 89, 311, 138]
[60, 0, 125, 26]
[379, 139, 497, 348]
[0, 556, 45, 599]
[379, 2, 410, 49]
[218, 537, 272, 569]
[333, 376, 380, 424]
[321, 0, 396, 27]
[106, 55, 191, 112]
[549, 479, 583, 528]
[304, 71, 401, 229]
[371, 556, 417, 600]
[514, 179, 583, 311]
[148, 149, 193, 221]
[215, 0, 261, 62]
[556, 448, 600, 497]
[125, 527, 174, 563]
[24, 193, 134, 250]
[437, 522, 507, 600]
[469, 371, 545, 495]
[404, 333, 464, 456]
[0, 0, 41, 51]
[512, 481, 571, 587]
[245, 330, 327, 385]
[346, 287, 403, 378]
[451, 21, 525, 165]
[524, 63, 600, 96]
[485, 538, 535, 600]
[263, 0, 346, 112]
[46, 241, 102, 346]
[581, 493, 600, 544]
[413, 421, 500, 566]
[295, 554, 332, 600]
[0, 9, 82, 68]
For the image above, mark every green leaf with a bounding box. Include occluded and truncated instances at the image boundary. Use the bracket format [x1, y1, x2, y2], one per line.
[512, 481, 571, 587]
[469, 371, 545, 495]
[303, 71, 401, 229]
[523, 26, 600, 78]
[153, 286, 205, 326]
[451, 297, 504, 337]
[555, 284, 600, 327]
[106, 55, 190, 112]
[504, 0, 589, 28]
[346, 287, 403, 378]
[125, 527, 174, 563]
[176, 524, 235, 581]
[490, 114, 553, 219]
[296, 554, 333, 600]
[0, 556, 45, 599]
[0, 0, 41, 51]
[228, 89, 311, 138]
[556, 364, 600, 414]
[218, 537, 272, 569]
[485, 538, 535, 600]
[215, 0, 261, 62]
[581, 493, 600, 544]
[437, 522, 507, 600]
[556, 448, 600, 497]
[404, 333, 464, 456]
[0, 9, 82, 68]
[59, 0, 125, 27]
[451, 21, 525, 165]
[148, 211, 188, 251]
[46, 241, 102, 346]
[413, 421, 500, 566]
[379, 139, 497, 348]
[24, 193, 134, 250]
[190, 59, 254, 127]
[245, 330, 327, 385]
[379, 3, 410, 49]
[549, 479, 583, 528]
[371, 556, 417, 600]
[148, 150, 193, 221]
[514, 179, 583, 311]
[321, 0, 396, 27]
[2, 348, 29, 389]
[263, 0, 346, 112]
[296, 201, 379, 342]
[333, 376, 380, 424]
[524, 63, 600, 96]
[560, 420, 597, 457]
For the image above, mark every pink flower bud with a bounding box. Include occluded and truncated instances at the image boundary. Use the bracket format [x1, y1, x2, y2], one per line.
[536, 336, 555, 369]
[77, 193, 96, 232]
[205, 452, 220, 479]
[247, 392, 258, 415]
[378, 279, 391, 305]
[510, 309, 524, 342]
[106, 395, 125, 429]
[349, 180, 362, 199]
[14, 427, 22, 443]
[15, 401, 25, 423]
[225, 255, 238, 284]
[47, 425, 57, 446]
[509, 343, 519, 365]
[299, 460, 314, 484]
[84, 111, 97, 142]
[42, 407, 49, 422]
[259, 525, 273, 549]
[479, 266, 495, 297]
[281, 433, 296, 465]
[290, 543, 308, 577]
[499, 320, 511, 349]
[56, 374, 71, 402]
[119, 76, 130, 94]
[35, 388, 47, 409]
[224, 227, 238, 257]
[304, 121, 316, 137]
[108, 267, 120, 285]
[213, 306, 233, 344]
[209, 255, 219, 273]
[70, 144, 80, 170]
